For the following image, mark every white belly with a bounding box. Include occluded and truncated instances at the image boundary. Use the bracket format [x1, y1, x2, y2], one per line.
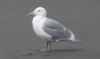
[32, 16, 52, 39]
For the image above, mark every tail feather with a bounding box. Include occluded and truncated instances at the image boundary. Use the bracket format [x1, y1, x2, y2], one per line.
[73, 39, 84, 45]
[68, 32, 84, 45]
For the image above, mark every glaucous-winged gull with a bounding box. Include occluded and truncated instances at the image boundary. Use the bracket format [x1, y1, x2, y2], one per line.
[28, 7, 83, 52]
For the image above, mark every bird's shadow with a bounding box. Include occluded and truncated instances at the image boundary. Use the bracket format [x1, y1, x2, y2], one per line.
[22, 49, 85, 56]
[50, 49, 85, 52]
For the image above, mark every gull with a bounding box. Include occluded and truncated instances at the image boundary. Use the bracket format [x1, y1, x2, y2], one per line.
[28, 7, 83, 52]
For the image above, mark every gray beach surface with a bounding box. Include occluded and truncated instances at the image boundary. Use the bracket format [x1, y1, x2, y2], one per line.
[0, 0, 100, 59]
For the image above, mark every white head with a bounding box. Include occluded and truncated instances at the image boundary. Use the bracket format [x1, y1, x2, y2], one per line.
[28, 7, 47, 17]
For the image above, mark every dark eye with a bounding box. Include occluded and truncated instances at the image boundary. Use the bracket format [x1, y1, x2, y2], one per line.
[38, 10, 40, 12]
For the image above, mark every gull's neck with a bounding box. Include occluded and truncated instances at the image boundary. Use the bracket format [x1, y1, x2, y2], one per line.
[35, 15, 46, 17]
[34, 15, 46, 19]
[33, 15, 47, 21]
[32, 15, 47, 26]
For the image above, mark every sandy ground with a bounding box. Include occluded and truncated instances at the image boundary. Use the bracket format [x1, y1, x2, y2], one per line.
[0, 0, 100, 59]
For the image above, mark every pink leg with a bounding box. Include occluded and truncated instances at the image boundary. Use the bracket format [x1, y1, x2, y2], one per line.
[40, 41, 51, 52]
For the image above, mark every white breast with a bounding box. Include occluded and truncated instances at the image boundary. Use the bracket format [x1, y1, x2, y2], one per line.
[32, 16, 52, 39]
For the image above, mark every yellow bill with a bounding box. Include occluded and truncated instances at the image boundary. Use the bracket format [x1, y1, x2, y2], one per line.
[28, 12, 35, 16]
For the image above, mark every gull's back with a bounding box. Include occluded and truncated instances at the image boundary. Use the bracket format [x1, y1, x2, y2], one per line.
[43, 18, 73, 41]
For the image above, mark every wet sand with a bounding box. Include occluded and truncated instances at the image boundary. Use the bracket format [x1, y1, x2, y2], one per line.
[0, 0, 100, 59]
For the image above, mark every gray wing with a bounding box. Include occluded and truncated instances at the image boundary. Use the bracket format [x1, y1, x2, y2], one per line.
[43, 18, 72, 41]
